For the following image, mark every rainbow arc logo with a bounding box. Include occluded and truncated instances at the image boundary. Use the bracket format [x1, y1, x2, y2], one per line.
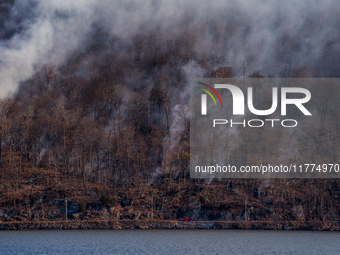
[196, 82, 222, 106]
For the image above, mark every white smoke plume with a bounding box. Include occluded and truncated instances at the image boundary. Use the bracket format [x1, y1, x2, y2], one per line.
[0, 0, 339, 97]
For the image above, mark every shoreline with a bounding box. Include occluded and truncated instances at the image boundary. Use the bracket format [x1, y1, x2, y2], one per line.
[0, 220, 339, 231]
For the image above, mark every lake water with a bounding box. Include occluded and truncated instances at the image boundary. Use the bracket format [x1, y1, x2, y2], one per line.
[0, 230, 340, 254]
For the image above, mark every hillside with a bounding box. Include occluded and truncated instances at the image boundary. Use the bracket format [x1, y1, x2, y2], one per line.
[1, 160, 340, 230]
[1, 1, 340, 231]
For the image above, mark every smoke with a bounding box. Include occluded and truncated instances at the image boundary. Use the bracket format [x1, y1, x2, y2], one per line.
[147, 167, 161, 185]
[1, 0, 340, 97]
[0, 1, 97, 97]
[167, 61, 203, 149]
[258, 179, 271, 198]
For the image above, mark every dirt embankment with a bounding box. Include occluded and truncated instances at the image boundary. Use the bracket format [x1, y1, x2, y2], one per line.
[2, 169, 340, 231]
[1, 220, 339, 231]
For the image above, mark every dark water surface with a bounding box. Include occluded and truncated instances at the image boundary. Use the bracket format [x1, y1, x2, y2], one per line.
[0, 229, 340, 254]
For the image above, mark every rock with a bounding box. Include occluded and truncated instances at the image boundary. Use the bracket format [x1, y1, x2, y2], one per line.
[121, 199, 131, 207]
[293, 205, 305, 221]
[69, 203, 79, 213]
[108, 207, 115, 214]
[101, 207, 108, 214]
[72, 213, 79, 220]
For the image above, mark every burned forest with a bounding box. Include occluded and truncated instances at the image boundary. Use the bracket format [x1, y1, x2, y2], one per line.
[0, 0, 340, 229]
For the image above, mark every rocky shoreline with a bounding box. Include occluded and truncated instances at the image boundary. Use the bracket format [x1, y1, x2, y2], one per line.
[0, 220, 339, 231]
